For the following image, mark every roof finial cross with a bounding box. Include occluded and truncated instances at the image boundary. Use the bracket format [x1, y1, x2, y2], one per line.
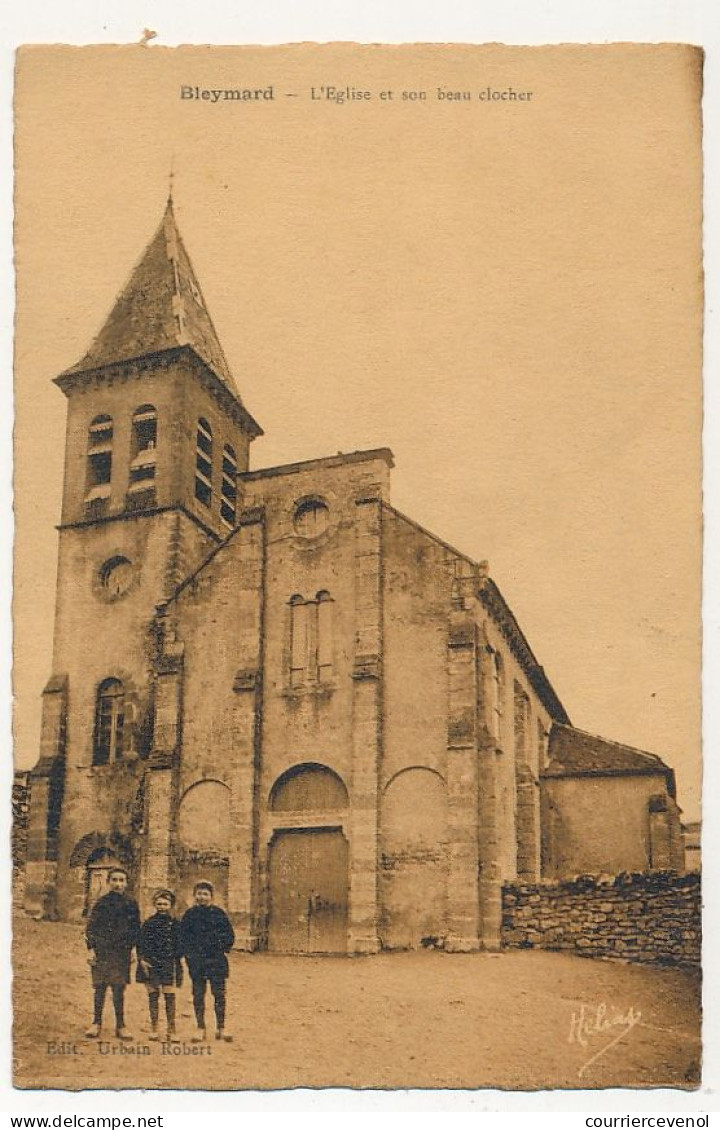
[167, 155, 175, 206]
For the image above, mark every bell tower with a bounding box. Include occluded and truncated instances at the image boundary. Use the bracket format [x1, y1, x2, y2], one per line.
[56, 198, 262, 536]
[25, 200, 263, 919]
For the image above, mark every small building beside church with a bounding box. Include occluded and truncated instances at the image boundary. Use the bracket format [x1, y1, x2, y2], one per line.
[24, 201, 685, 953]
[682, 821, 701, 873]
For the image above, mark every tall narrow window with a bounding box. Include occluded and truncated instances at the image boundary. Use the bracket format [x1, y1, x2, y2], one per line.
[220, 444, 238, 528]
[537, 719, 547, 770]
[288, 592, 334, 686]
[93, 679, 125, 765]
[490, 649, 505, 742]
[195, 418, 213, 507]
[86, 415, 113, 503]
[289, 595, 308, 687]
[513, 681, 530, 761]
[316, 591, 334, 681]
[514, 679, 539, 880]
[128, 405, 158, 493]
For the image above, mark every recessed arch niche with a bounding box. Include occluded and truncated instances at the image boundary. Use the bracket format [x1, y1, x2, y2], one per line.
[380, 767, 448, 950]
[176, 779, 231, 911]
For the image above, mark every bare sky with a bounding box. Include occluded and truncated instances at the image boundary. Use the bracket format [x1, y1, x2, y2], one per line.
[13, 44, 702, 817]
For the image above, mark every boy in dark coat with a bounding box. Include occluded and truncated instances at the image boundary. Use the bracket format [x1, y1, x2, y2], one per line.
[179, 881, 235, 1042]
[85, 868, 141, 1040]
[137, 889, 183, 1043]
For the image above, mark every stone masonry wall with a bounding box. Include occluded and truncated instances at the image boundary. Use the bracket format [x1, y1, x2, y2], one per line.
[12, 772, 30, 905]
[502, 871, 700, 967]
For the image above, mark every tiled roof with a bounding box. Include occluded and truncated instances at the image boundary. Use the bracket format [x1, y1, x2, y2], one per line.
[545, 723, 674, 789]
[61, 200, 242, 400]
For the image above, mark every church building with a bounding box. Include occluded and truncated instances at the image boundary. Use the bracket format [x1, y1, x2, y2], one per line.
[24, 202, 685, 953]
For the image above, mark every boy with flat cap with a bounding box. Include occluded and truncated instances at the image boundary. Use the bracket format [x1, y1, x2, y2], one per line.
[137, 888, 183, 1043]
[179, 881, 235, 1042]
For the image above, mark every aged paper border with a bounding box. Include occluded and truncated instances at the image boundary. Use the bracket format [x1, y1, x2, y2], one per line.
[2, 0, 719, 1116]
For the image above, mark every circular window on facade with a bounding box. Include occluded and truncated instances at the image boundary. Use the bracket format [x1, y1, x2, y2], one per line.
[293, 498, 330, 539]
[99, 556, 134, 598]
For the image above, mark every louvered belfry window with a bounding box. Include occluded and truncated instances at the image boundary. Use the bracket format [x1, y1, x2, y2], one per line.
[86, 415, 114, 501]
[220, 444, 238, 527]
[195, 417, 213, 507]
[129, 405, 158, 490]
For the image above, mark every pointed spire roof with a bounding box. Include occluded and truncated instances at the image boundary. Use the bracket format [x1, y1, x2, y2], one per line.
[63, 200, 242, 400]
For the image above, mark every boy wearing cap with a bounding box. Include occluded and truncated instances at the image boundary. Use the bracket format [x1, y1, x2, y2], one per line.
[179, 881, 235, 1042]
[137, 889, 183, 1043]
[84, 868, 141, 1040]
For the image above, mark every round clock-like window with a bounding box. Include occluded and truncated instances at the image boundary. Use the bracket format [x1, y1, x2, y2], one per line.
[100, 556, 134, 598]
[293, 498, 330, 538]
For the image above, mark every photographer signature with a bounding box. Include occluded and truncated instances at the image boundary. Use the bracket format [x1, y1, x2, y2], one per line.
[569, 1002, 642, 1077]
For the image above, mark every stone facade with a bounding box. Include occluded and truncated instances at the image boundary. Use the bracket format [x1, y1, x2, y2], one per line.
[502, 872, 700, 967]
[24, 202, 687, 951]
[12, 772, 30, 904]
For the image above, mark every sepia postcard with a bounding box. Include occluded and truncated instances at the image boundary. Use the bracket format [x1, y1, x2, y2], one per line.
[11, 42, 703, 1091]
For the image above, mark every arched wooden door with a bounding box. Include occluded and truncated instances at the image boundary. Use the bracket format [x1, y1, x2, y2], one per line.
[268, 828, 348, 953]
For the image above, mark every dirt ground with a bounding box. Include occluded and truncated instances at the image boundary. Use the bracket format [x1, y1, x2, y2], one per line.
[12, 917, 701, 1092]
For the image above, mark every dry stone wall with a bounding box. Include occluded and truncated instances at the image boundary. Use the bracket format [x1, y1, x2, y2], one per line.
[502, 871, 700, 967]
